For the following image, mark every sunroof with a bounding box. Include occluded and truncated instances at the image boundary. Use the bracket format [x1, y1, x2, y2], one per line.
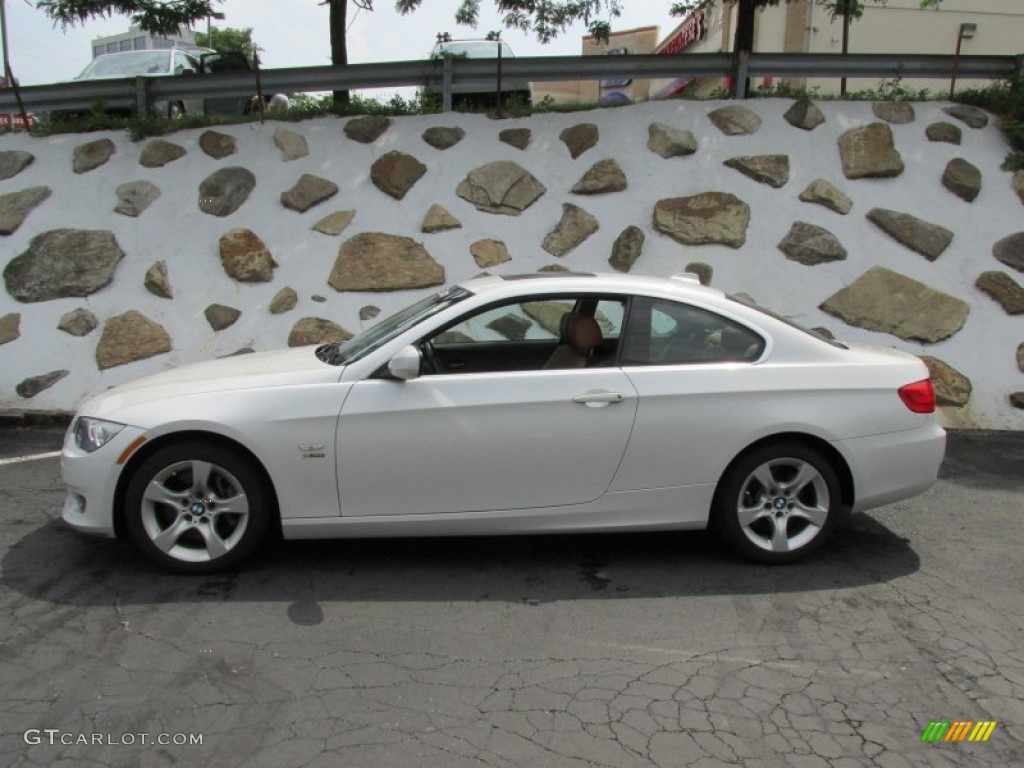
[501, 272, 596, 280]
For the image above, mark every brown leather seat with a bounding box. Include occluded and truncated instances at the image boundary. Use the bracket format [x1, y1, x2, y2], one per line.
[542, 313, 603, 369]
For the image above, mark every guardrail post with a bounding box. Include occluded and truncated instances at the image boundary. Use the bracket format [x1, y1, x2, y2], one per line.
[134, 76, 149, 116]
[442, 56, 453, 112]
[735, 50, 750, 100]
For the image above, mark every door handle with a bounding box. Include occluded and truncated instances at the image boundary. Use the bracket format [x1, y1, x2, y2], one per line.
[572, 391, 625, 405]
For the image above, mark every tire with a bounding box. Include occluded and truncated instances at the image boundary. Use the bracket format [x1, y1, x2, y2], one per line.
[168, 101, 185, 119]
[713, 442, 840, 564]
[123, 441, 272, 574]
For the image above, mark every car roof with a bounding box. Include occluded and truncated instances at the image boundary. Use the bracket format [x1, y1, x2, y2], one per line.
[456, 271, 728, 303]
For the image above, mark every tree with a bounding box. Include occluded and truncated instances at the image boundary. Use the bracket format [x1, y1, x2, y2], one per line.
[395, 1, 622, 44]
[195, 25, 256, 63]
[35, 0, 221, 36]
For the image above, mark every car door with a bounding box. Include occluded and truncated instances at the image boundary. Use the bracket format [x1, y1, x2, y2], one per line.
[335, 296, 639, 517]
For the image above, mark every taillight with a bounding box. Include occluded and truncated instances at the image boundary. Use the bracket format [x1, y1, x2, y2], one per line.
[898, 379, 935, 413]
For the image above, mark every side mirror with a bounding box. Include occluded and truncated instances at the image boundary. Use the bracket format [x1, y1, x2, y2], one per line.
[387, 345, 422, 381]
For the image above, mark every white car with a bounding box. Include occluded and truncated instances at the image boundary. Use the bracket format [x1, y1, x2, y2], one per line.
[61, 273, 945, 573]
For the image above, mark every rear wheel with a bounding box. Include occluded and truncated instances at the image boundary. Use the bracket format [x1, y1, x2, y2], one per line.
[124, 441, 271, 574]
[713, 442, 840, 564]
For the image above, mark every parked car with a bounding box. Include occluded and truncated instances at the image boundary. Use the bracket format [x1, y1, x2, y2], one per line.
[61, 272, 945, 573]
[424, 36, 531, 108]
[54, 48, 275, 120]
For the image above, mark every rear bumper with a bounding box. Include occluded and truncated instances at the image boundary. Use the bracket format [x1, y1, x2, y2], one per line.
[839, 422, 946, 513]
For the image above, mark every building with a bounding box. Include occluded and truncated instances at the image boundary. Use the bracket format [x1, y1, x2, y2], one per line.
[90, 27, 198, 60]
[535, 0, 1024, 104]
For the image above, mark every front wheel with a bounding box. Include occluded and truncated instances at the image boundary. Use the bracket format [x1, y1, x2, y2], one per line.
[123, 441, 272, 573]
[713, 442, 841, 564]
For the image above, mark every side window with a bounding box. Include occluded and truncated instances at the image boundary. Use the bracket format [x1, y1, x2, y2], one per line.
[623, 297, 764, 365]
[173, 52, 196, 74]
[423, 295, 626, 374]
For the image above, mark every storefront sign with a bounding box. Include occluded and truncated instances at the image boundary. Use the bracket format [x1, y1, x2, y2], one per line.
[660, 11, 707, 55]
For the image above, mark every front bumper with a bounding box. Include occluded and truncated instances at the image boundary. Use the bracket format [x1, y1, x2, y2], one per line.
[60, 423, 148, 538]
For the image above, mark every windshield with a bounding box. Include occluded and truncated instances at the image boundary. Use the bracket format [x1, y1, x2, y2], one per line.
[77, 51, 171, 78]
[316, 285, 473, 366]
[432, 41, 515, 59]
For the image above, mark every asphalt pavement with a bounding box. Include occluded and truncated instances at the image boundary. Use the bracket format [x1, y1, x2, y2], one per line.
[0, 426, 1021, 767]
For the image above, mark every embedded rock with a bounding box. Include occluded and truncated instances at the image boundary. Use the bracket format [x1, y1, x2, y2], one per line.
[421, 203, 461, 233]
[16, 370, 69, 399]
[539, 264, 569, 273]
[288, 317, 352, 347]
[219, 229, 277, 283]
[777, 221, 847, 265]
[708, 105, 761, 136]
[942, 158, 981, 202]
[542, 203, 599, 257]
[724, 154, 789, 188]
[422, 126, 464, 150]
[329, 233, 444, 292]
[926, 122, 961, 145]
[220, 347, 254, 357]
[812, 327, 835, 340]
[73, 138, 115, 174]
[270, 287, 298, 315]
[0, 313, 19, 345]
[0, 150, 33, 181]
[499, 128, 531, 150]
[647, 122, 697, 157]
[139, 139, 186, 167]
[819, 267, 970, 343]
[58, 308, 98, 337]
[571, 159, 627, 194]
[487, 314, 531, 341]
[993, 232, 1024, 273]
[1018, 341, 1024, 372]
[872, 101, 915, 125]
[784, 99, 825, 131]
[144, 260, 173, 299]
[281, 174, 339, 212]
[114, 180, 160, 217]
[199, 130, 237, 159]
[4, 229, 124, 302]
[470, 239, 511, 268]
[273, 127, 309, 161]
[653, 192, 749, 248]
[1012, 393, 1024, 409]
[198, 166, 256, 217]
[359, 306, 380, 322]
[799, 178, 852, 214]
[943, 104, 988, 129]
[313, 210, 355, 236]
[204, 303, 241, 331]
[609, 226, 645, 273]
[344, 115, 391, 143]
[560, 123, 599, 159]
[685, 262, 712, 286]
[312, 295, 326, 303]
[839, 123, 904, 179]
[456, 161, 545, 215]
[1014, 171, 1024, 206]
[96, 311, 171, 369]
[976, 271, 1024, 315]
[370, 151, 426, 200]
[919, 356, 972, 407]
[0, 186, 51, 234]
[866, 208, 954, 261]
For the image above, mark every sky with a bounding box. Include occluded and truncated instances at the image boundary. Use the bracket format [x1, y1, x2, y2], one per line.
[3, 1, 684, 87]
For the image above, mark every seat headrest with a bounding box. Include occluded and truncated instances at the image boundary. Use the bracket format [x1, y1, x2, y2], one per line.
[563, 314, 602, 353]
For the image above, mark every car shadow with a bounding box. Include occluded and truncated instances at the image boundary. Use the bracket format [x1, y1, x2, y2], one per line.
[939, 429, 1024, 491]
[3, 512, 918, 615]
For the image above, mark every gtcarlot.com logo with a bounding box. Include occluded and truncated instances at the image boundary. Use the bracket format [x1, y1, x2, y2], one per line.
[24, 729, 202, 746]
[921, 720, 997, 743]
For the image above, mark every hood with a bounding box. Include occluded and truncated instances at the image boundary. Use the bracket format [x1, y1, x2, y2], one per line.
[79, 348, 343, 419]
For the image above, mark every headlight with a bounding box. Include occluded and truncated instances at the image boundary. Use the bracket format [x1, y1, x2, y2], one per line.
[73, 417, 126, 453]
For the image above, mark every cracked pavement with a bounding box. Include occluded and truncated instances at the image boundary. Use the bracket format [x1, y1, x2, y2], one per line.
[1, 428, 1021, 767]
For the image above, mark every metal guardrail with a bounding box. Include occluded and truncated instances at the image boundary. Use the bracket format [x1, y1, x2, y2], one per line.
[0, 52, 1021, 115]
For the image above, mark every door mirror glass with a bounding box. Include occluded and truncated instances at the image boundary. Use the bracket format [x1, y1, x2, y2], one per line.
[387, 345, 422, 381]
